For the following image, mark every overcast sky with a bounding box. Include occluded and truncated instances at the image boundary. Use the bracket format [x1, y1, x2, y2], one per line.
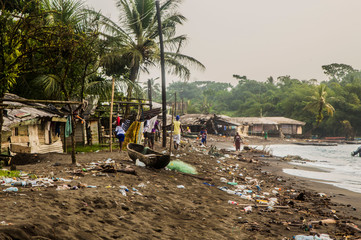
[84, 0, 361, 85]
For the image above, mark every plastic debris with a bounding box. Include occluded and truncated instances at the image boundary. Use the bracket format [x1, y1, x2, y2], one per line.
[220, 177, 228, 183]
[167, 160, 197, 174]
[3, 187, 18, 192]
[293, 234, 333, 240]
[135, 159, 146, 167]
[244, 206, 252, 212]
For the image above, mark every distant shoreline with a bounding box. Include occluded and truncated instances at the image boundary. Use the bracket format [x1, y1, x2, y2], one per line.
[207, 134, 361, 213]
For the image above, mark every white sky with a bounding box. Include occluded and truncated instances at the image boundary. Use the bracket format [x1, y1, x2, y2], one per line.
[84, 0, 361, 85]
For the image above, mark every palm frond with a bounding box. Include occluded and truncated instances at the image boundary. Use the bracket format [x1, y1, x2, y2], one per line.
[33, 74, 64, 99]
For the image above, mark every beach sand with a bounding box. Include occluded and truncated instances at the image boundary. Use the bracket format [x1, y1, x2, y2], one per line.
[0, 135, 360, 239]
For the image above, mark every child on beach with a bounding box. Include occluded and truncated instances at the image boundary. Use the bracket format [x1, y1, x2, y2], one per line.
[199, 127, 207, 147]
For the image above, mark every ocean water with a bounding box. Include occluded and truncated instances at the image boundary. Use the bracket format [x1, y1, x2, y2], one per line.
[251, 144, 361, 194]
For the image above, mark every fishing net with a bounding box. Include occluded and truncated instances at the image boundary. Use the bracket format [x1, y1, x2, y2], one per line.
[167, 160, 198, 175]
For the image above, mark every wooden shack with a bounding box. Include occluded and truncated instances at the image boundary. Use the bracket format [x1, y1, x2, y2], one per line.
[178, 114, 240, 135]
[1, 94, 66, 154]
[230, 117, 305, 137]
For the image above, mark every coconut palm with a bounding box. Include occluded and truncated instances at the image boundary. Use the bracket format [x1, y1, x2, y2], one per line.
[304, 84, 335, 127]
[92, 0, 205, 98]
[42, 0, 85, 28]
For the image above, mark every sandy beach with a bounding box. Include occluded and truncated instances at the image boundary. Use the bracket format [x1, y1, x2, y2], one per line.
[0, 135, 360, 239]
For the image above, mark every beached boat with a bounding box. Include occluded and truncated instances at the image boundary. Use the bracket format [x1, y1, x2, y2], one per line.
[127, 143, 170, 169]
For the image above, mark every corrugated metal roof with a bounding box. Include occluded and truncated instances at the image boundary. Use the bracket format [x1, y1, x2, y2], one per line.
[230, 117, 305, 126]
[2, 94, 63, 131]
[265, 117, 306, 126]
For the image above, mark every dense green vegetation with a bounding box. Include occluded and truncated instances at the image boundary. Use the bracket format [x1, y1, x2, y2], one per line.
[0, 0, 359, 147]
[0, 0, 202, 163]
[159, 64, 361, 138]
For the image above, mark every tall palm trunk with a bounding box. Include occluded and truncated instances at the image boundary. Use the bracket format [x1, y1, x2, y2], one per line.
[0, 107, 3, 154]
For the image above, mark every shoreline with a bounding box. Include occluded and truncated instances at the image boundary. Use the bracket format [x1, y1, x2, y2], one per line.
[209, 135, 361, 215]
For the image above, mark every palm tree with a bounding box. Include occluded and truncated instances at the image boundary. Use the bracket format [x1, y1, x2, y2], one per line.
[304, 84, 335, 127]
[92, 0, 205, 99]
[42, 0, 85, 28]
[37, 0, 100, 164]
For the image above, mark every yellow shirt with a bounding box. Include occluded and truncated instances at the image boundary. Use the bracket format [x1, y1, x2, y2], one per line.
[173, 120, 181, 135]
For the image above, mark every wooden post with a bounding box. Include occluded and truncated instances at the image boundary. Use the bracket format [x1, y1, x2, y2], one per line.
[148, 79, 152, 110]
[174, 92, 177, 117]
[109, 77, 115, 152]
[169, 104, 174, 154]
[63, 123, 67, 153]
[181, 97, 184, 115]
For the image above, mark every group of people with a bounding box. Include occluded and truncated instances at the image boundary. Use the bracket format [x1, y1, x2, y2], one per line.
[114, 114, 244, 152]
[113, 115, 161, 152]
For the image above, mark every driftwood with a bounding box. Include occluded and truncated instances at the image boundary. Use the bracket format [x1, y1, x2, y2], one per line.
[117, 168, 136, 175]
[179, 172, 212, 181]
[308, 218, 337, 225]
[344, 223, 361, 233]
[235, 204, 289, 209]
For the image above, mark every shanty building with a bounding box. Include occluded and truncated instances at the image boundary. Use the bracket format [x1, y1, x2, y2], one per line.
[231, 117, 305, 137]
[1, 94, 66, 154]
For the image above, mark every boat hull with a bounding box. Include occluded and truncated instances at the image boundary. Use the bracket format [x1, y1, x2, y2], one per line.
[127, 143, 170, 169]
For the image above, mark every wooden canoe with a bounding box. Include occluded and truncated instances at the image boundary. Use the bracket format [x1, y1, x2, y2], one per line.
[127, 143, 170, 169]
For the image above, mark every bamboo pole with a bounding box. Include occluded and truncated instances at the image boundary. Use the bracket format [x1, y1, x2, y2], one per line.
[109, 77, 115, 152]
[1, 98, 81, 104]
[169, 104, 174, 154]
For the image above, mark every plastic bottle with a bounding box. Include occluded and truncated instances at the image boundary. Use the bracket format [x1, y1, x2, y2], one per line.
[228, 200, 238, 205]
[226, 189, 236, 195]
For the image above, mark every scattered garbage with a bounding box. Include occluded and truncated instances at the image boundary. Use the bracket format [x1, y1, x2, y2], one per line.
[177, 185, 185, 189]
[135, 159, 146, 167]
[119, 185, 129, 196]
[228, 200, 238, 205]
[56, 185, 70, 191]
[244, 206, 252, 212]
[220, 177, 228, 183]
[318, 193, 327, 197]
[203, 182, 214, 186]
[137, 183, 146, 188]
[0, 221, 12, 226]
[293, 234, 333, 240]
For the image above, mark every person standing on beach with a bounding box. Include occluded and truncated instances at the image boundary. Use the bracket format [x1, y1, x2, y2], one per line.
[173, 115, 182, 150]
[143, 115, 151, 147]
[234, 132, 242, 151]
[114, 118, 126, 152]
